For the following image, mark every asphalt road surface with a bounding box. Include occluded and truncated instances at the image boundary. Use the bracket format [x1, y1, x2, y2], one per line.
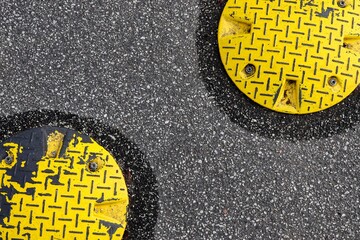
[1, 1, 360, 239]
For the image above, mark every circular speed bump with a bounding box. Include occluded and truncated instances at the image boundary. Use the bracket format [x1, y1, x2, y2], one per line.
[218, 0, 360, 114]
[0, 127, 129, 239]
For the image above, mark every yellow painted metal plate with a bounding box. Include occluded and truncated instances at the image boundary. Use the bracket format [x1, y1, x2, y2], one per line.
[0, 127, 129, 240]
[218, 0, 360, 114]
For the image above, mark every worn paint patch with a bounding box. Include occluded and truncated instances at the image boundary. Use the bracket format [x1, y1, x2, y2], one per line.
[0, 127, 129, 239]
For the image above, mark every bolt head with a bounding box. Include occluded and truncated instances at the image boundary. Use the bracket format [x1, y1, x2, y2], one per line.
[245, 64, 256, 75]
[4, 155, 13, 164]
[329, 77, 338, 86]
[338, 0, 347, 7]
[89, 162, 98, 172]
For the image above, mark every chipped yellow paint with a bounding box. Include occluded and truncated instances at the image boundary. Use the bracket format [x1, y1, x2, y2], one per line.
[46, 130, 64, 158]
[0, 143, 24, 194]
[0, 142, 21, 168]
[218, 0, 360, 114]
[0, 129, 129, 240]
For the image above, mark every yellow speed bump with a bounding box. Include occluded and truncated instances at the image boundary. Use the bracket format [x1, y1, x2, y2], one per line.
[0, 127, 129, 239]
[218, 0, 360, 114]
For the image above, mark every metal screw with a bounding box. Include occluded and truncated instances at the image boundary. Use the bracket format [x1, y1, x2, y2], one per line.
[245, 64, 256, 76]
[338, 0, 347, 8]
[4, 155, 13, 164]
[329, 77, 338, 86]
[88, 162, 98, 172]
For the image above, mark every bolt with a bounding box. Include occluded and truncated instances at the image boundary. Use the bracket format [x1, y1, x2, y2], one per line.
[4, 155, 13, 165]
[88, 162, 98, 172]
[328, 77, 338, 86]
[245, 64, 256, 76]
[338, 0, 347, 7]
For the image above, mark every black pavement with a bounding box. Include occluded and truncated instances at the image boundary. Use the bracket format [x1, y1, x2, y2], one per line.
[1, 1, 360, 239]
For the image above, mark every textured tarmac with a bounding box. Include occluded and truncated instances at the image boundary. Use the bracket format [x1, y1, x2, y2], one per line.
[1, 1, 360, 239]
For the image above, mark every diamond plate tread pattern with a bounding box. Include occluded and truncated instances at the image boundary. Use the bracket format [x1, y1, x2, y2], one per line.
[218, 0, 360, 114]
[0, 127, 128, 240]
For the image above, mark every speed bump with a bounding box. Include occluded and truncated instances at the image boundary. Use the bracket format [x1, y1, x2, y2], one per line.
[0, 127, 129, 239]
[218, 0, 360, 114]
